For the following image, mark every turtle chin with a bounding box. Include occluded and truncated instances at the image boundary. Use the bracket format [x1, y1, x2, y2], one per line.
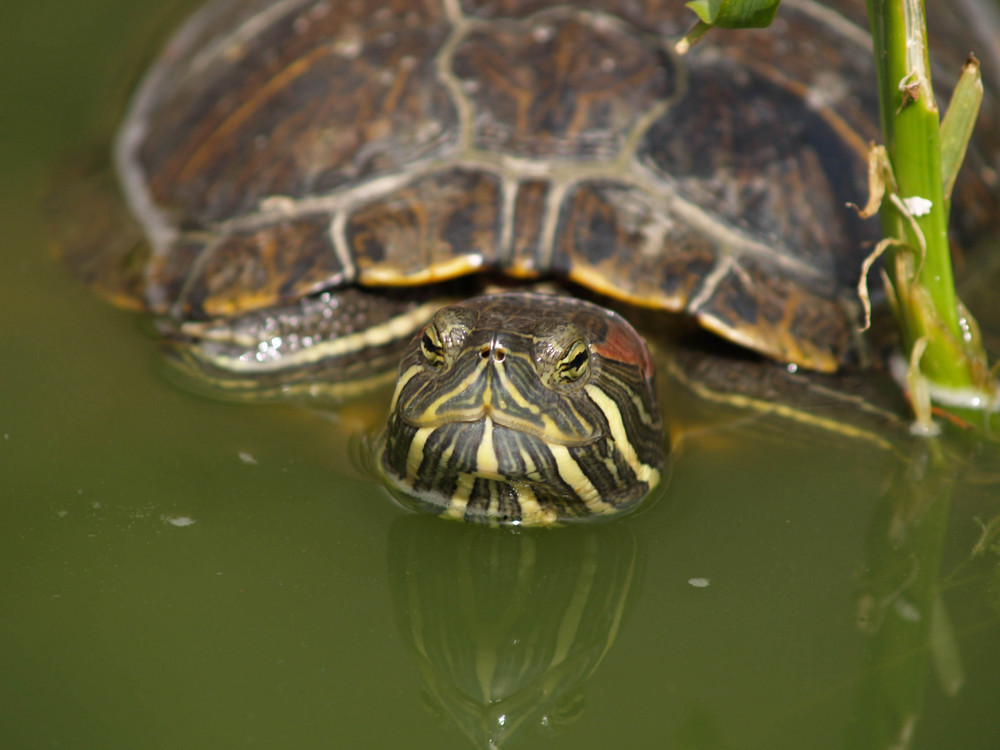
[378, 414, 661, 527]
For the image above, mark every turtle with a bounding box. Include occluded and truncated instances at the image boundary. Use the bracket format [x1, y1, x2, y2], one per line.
[55, 0, 1000, 525]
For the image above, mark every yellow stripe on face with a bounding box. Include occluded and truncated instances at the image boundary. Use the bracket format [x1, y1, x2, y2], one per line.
[518, 445, 540, 481]
[489, 355, 602, 445]
[475, 417, 501, 479]
[389, 364, 424, 414]
[512, 485, 558, 527]
[405, 426, 433, 480]
[546, 444, 611, 514]
[415, 356, 490, 423]
[601, 369, 659, 429]
[492, 354, 543, 415]
[585, 384, 661, 487]
[443, 471, 474, 521]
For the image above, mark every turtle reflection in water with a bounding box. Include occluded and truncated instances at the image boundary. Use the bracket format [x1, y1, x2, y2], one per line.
[387, 516, 642, 748]
[55, 0, 1000, 524]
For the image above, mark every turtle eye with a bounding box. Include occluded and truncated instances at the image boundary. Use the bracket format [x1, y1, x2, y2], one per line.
[555, 339, 590, 384]
[420, 325, 446, 367]
[533, 321, 592, 388]
[418, 305, 477, 369]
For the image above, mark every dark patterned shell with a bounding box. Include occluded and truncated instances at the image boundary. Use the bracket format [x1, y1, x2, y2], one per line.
[84, 0, 999, 371]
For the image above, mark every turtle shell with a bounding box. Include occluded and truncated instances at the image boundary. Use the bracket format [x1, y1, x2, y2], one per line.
[70, 0, 1000, 372]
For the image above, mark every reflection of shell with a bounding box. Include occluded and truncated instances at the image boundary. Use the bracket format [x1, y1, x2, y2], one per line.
[387, 515, 643, 748]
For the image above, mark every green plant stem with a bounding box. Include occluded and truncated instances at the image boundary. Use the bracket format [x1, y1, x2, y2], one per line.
[848, 443, 953, 748]
[865, 0, 974, 389]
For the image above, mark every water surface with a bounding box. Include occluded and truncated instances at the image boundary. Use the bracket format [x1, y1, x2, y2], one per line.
[2, 2, 1000, 748]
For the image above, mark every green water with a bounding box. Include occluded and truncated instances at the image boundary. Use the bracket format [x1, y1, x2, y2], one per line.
[3, 1, 1000, 748]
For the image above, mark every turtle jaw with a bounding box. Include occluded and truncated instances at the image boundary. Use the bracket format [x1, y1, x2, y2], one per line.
[379, 413, 659, 527]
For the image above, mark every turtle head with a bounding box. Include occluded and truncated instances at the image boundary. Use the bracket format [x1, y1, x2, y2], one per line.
[378, 292, 665, 526]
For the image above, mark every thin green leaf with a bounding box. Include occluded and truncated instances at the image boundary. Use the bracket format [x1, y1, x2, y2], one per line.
[939, 55, 983, 206]
[685, 0, 780, 29]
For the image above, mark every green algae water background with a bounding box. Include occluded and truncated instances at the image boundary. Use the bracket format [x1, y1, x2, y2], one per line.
[2, 1, 1000, 748]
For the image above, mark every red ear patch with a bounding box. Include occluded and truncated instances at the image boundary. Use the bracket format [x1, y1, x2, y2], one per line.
[592, 313, 655, 380]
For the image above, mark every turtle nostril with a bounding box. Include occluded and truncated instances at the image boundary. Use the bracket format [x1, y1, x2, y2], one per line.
[480, 345, 506, 362]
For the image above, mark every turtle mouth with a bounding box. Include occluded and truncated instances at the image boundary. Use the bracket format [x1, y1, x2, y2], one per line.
[399, 406, 603, 448]
[380, 415, 622, 523]
[379, 413, 661, 526]
[386, 415, 604, 487]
